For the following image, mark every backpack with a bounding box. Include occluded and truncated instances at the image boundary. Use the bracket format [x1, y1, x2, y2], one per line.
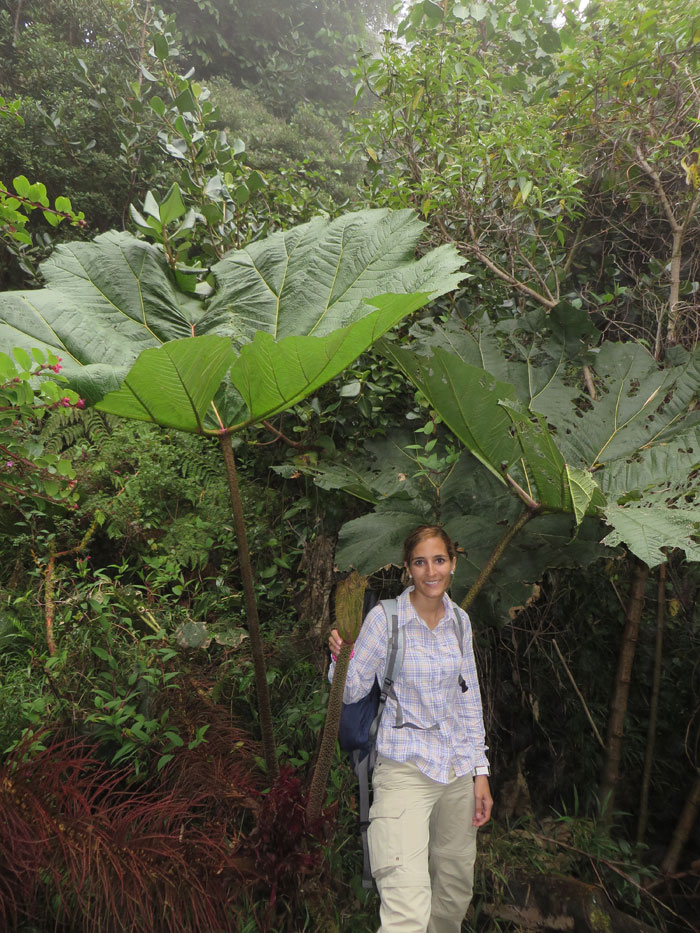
[337, 596, 467, 889]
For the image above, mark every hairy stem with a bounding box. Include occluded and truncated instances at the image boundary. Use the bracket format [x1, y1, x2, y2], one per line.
[461, 507, 539, 612]
[219, 433, 278, 778]
[306, 642, 353, 821]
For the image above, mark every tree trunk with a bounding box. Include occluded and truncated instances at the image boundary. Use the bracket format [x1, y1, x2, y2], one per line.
[637, 560, 666, 845]
[219, 433, 278, 778]
[665, 228, 684, 349]
[600, 556, 649, 823]
[293, 534, 336, 650]
[13, 0, 23, 44]
[660, 771, 700, 876]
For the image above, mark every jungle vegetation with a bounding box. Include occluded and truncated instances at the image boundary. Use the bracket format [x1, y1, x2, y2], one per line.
[0, 0, 699, 930]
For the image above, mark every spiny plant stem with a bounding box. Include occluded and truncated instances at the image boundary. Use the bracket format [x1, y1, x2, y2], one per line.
[219, 432, 278, 778]
[306, 642, 354, 822]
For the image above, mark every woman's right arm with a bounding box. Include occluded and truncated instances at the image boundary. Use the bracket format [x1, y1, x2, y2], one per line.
[328, 605, 387, 703]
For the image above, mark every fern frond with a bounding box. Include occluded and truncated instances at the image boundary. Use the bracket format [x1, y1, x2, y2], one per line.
[41, 409, 118, 453]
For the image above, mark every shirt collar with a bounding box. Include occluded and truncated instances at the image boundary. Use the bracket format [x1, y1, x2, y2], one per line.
[398, 586, 456, 628]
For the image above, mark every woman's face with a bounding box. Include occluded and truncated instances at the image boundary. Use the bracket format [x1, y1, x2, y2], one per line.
[405, 535, 456, 601]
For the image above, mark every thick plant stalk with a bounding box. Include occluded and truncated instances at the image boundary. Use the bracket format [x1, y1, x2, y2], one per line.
[660, 771, 700, 876]
[637, 560, 667, 845]
[600, 556, 649, 824]
[306, 572, 366, 821]
[306, 642, 353, 821]
[219, 432, 278, 778]
[461, 507, 538, 612]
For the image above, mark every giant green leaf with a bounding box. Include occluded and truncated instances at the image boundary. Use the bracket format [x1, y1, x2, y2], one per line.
[537, 341, 700, 472]
[600, 423, 700, 499]
[499, 400, 603, 520]
[335, 450, 606, 622]
[96, 335, 236, 433]
[0, 210, 464, 412]
[383, 339, 602, 518]
[381, 341, 520, 483]
[0, 232, 211, 402]
[277, 430, 420, 505]
[228, 293, 435, 429]
[336, 503, 432, 573]
[603, 480, 700, 567]
[405, 301, 595, 413]
[206, 210, 463, 341]
[499, 399, 570, 511]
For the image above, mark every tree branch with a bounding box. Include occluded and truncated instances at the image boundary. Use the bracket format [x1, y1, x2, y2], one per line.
[635, 145, 680, 233]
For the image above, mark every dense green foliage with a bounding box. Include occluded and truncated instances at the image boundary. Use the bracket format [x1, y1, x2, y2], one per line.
[1, 0, 700, 929]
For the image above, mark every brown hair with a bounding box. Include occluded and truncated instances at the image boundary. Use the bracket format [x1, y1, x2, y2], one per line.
[402, 525, 456, 567]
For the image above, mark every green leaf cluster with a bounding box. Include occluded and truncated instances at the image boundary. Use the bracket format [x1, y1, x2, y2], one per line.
[0, 347, 79, 510]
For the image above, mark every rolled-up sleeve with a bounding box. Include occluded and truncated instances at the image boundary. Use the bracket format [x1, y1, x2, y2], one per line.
[328, 604, 387, 703]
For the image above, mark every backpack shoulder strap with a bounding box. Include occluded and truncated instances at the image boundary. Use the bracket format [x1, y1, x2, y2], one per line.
[452, 600, 471, 693]
[380, 598, 404, 681]
[368, 599, 404, 744]
[451, 599, 466, 657]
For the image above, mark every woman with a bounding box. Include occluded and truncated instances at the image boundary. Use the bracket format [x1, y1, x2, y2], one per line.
[329, 525, 492, 933]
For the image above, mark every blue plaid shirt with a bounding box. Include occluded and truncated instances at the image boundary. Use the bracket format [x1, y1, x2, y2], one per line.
[331, 587, 489, 783]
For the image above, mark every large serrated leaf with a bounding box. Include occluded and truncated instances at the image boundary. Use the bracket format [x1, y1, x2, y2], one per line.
[96, 336, 236, 433]
[382, 341, 520, 483]
[499, 400, 570, 511]
[335, 449, 607, 622]
[204, 209, 464, 341]
[539, 342, 700, 471]
[229, 294, 435, 429]
[282, 430, 419, 504]
[0, 210, 464, 418]
[336, 503, 432, 572]
[600, 421, 700, 498]
[603, 485, 700, 567]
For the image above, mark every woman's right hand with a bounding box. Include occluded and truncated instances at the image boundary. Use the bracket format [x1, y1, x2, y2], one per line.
[329, 629, 345, 657]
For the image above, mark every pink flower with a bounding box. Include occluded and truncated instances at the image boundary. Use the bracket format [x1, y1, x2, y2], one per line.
[6, 460, 13, 468]
[59, 397, 71, 407]
[50, 362, 62, 373]
[76, 399, 85, 409]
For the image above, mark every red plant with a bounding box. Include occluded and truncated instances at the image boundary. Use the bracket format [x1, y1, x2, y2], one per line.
[156, 679, 263, 820]
[0, 682, 338, 933]
[0, 729, 261, 932]
[245, 767, 335, 931]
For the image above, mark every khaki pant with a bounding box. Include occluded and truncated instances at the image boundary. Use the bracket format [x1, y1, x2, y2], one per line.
[367, 755, 478, 933]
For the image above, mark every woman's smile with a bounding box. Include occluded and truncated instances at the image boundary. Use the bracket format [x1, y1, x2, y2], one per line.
[406, 535, 456, 603]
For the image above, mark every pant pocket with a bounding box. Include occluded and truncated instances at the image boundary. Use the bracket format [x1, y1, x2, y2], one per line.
[367, 802, 405, 880]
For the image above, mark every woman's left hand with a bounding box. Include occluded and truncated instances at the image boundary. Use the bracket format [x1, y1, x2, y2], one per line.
[472, 775, 493, 827]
